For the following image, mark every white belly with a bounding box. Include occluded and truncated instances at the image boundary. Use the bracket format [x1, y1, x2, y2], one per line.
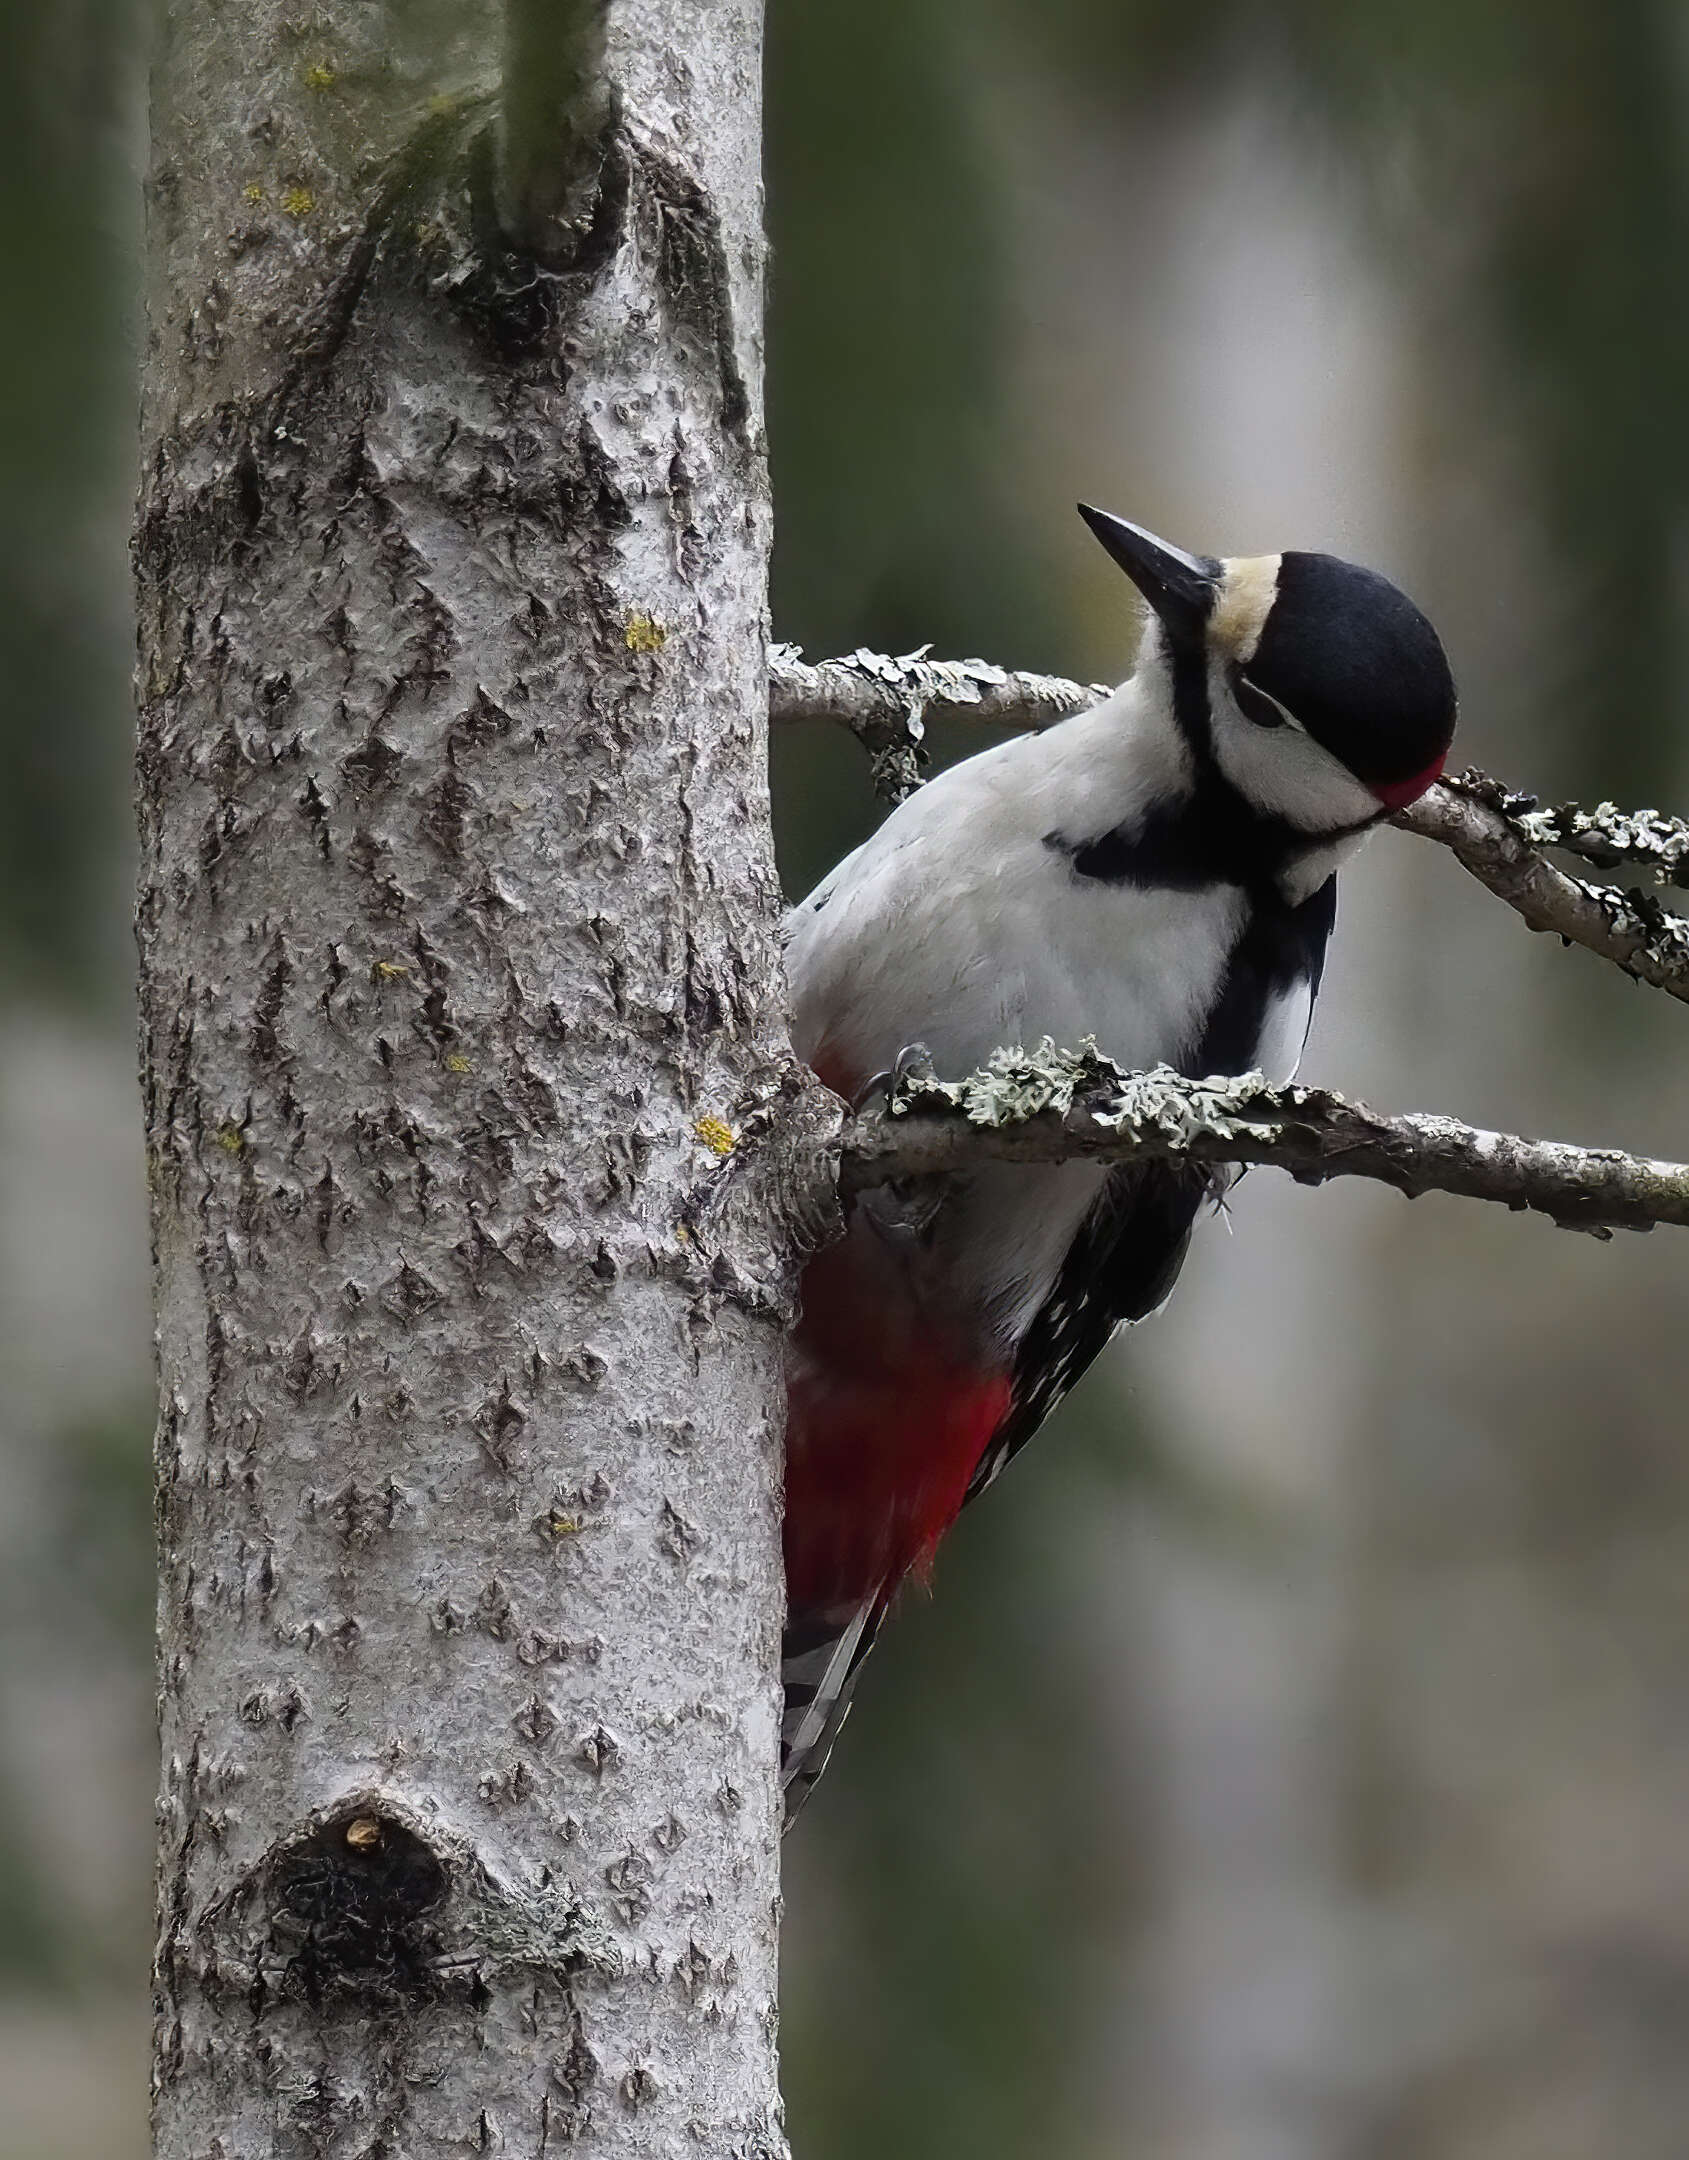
[787, 841, 1247, 1088]
[788, 825, 1253, 1349]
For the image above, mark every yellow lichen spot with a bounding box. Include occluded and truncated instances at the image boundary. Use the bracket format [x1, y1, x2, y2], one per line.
[215, 1125, 246, 1156]
[426, 92, 457, 118]
[303, 62, 337, 91]
[372, 959, 410, 981]
[243, 182, 266, 206]
[281, 185, 316, 220]
[443, 1052, 473, 1074]
[546, 1510, 581, 1538]
[344, 1815, 382, 1851]
[694, 1115, 734, 1158]
[624, 613, 667, 655]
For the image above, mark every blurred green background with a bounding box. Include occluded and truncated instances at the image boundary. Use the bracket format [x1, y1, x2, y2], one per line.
[7, 2, 1689, 2154]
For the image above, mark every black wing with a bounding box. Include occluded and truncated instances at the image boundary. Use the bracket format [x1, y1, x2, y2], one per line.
[786, 872, 1341, 1807]
[780, 1591, 894, 1827]
[966, 869, 1340, 1504]
[964, 1158, 1218, 1506]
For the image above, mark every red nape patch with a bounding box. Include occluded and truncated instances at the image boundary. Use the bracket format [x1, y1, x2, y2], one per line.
[783, 1241, 1013, 1611]
[1371, 754, 1446, 811]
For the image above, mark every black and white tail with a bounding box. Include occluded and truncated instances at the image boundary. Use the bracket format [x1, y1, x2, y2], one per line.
[779, 1595, 890, 1825]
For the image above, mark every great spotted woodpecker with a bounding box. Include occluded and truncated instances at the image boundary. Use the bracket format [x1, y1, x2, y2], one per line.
[778, 508, 1457, 1815]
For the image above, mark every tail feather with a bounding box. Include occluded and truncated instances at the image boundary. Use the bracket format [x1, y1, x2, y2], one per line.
[780, 1594, 890, 1826]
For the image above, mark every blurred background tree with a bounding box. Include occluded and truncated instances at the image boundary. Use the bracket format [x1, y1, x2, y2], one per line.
[5, 2, 1689, 2153]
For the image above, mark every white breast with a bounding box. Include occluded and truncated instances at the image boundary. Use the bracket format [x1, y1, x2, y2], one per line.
[784, 688, 1252, 1347]
[785, 685, 1242, 1080]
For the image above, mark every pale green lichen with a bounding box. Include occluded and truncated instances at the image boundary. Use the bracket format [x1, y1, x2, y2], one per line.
[1447, 774, 1689, 973]
[769, 642, 1108, 805]
[888, 1036, 1276, 1145]
[1512, 795, 1689, 888]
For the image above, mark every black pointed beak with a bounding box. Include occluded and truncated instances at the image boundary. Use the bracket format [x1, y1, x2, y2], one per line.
[1077, 504, 1219, 641]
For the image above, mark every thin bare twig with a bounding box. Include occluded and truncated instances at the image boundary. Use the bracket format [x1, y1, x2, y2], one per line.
[768, 646, 1689, 1001]
[837, 1044, 1689, 1239]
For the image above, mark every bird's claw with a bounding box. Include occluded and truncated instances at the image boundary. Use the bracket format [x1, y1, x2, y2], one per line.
[852, 1041, 936, 1114]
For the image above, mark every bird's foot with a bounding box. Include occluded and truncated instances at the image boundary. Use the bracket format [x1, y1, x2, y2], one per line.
[852, 1040, 936, 1114]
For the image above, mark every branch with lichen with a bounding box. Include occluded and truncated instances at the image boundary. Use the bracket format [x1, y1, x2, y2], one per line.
[834, 1042, 1689, 1238]
[1494, 789, 1689, 888]
[1397, 773, 1689, 1004]
[768, 642, 1105, 799]
[770, 651, 1689, 1233]
[767, 646, 1689, 1001]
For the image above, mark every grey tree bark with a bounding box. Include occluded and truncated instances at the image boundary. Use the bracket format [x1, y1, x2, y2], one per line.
[136, 5, 800, 2153]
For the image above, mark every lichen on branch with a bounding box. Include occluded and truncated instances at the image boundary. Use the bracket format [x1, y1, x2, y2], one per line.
[767, 646, 1689, 1001]
[769, 641, 1106, 800]
[837, 1040, 1689, 1238]
[1398, 773, 1689, 1004]
[1496, 786, 1689, 888]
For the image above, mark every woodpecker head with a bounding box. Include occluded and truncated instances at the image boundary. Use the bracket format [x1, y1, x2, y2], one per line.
[1078, 504, 1456, 832]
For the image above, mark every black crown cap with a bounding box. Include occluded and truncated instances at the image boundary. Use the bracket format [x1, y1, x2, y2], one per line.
[1249, 552, 1456, 786]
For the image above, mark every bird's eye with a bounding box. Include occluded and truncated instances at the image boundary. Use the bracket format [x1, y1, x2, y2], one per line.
[1232, 670, 1300, 732]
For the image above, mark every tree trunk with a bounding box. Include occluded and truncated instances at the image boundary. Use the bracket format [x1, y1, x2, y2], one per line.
[136, 5, 796, 2152]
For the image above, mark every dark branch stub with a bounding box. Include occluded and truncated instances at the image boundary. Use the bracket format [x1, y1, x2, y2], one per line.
[499, 0, 618, 262]
[266, 1807, 451, 2007]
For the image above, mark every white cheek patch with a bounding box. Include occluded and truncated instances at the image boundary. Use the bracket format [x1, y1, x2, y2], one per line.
[1210, 554, 1282, 664]
[1205, 657, 1384, 833]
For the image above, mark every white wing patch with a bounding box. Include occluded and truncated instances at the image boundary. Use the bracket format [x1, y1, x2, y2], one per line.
[1254, 976, 1316, 1087]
